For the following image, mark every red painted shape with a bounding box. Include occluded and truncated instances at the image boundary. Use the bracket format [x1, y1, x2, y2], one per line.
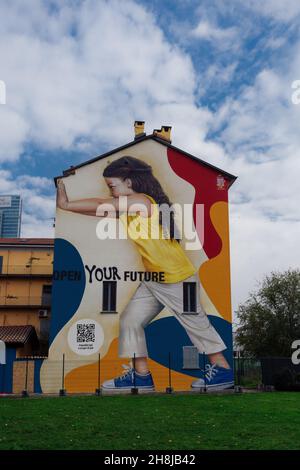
[167, 148, 228, 259]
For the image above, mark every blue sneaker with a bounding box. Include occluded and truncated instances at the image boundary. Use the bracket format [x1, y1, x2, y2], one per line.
[191, 364, 234, 391]
[101, 364, 155, 393]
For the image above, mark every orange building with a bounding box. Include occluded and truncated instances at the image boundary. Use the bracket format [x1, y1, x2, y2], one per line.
[0, 238, 54, 356]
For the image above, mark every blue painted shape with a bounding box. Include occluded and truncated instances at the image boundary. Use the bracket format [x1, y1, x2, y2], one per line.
[0, 347, 16, 393]
[145, 315, 233, 378]
[49, 238, 86, 345]
[33, 359, 44, 393]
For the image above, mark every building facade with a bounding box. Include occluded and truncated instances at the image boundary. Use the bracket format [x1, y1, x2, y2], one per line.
[0, 195, 22, 238]
[39, 123, 237, 394]
[0, 238, 53, 357]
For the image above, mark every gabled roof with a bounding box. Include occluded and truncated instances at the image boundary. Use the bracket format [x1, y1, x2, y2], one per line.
[55, 134, 237, 188]
[0, 325, 38, 346]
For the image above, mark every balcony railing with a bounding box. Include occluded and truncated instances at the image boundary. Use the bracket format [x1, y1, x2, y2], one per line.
[0, 295, 52, 306]
[0, 265, 53, 276]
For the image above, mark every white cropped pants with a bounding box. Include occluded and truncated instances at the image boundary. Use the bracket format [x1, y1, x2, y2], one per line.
[118, 274, 226, 358]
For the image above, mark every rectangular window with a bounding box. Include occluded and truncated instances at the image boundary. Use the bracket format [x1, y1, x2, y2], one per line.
[0, 256, 3, 274]
[101, 281, 117, 313]
[182, 346, 199, 369]
[183, 282, 197, 314]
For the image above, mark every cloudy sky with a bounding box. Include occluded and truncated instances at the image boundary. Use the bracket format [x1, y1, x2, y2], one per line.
[0, 0, 300, 317]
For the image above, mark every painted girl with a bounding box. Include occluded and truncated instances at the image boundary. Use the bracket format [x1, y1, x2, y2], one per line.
[57, 156, 233, 391]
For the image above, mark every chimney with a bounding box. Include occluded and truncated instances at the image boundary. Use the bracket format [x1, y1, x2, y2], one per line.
[134, 121, 146, 140]
[153, 125, 172, 143]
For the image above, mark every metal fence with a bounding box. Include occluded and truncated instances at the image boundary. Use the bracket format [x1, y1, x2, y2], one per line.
[10, 352, 230, 395]
[5, 353, 300, 396]
[234, 353, 262, 388]
[12, 352, 261, 396]
[12, 353, 300, 396]
[32, 354, 183, 395]
[260, 357, 300, 389]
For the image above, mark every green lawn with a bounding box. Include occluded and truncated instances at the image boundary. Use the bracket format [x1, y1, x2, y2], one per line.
[0, 392, 299, 450]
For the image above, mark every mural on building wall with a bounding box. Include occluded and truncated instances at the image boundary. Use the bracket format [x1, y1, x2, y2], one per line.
[39, 134, 236, 393]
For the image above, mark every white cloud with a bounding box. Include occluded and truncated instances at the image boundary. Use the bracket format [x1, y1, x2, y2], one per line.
[197, 62, 238, 99]
[0, 108, 29, 162]
[264, 36, 287, 49]
[230, 205, 300, 313]
[0, 0, 220, 162]
[239, 0, 300, 22]
[213, 39, 300, 311]
[0, 170, 55, 237]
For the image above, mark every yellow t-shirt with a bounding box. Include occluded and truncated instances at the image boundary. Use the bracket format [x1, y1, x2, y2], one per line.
[119, 194, 196, 283]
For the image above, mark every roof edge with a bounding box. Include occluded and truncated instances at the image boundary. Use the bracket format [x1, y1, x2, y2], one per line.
[0, 238, 54, 247]
[54, 134, 237, 187]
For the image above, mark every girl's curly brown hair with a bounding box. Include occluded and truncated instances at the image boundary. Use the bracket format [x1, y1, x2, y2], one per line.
[103, 156, 179, 241]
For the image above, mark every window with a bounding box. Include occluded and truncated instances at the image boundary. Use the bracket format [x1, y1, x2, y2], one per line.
[183, 282, 197, 314]
[182, 346, 199, 369]
[0, 256, 3, 274]
[101, 281, 117, 313]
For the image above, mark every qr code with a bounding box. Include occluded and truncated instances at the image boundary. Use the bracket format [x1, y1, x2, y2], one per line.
[77, 324, 95, 343]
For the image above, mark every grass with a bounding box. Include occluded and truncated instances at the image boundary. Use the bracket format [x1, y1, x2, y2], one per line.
[0, 392, 299, 450]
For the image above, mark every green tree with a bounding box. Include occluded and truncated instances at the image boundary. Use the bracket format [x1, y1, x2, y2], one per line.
[235, 269, 300, 357]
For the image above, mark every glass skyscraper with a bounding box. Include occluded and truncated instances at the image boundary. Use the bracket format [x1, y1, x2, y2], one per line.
[0, 195, 22, 237]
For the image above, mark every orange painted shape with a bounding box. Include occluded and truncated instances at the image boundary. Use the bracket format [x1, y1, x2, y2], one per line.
[65, 338, 199, 393]
[199, 201, 232, 322]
